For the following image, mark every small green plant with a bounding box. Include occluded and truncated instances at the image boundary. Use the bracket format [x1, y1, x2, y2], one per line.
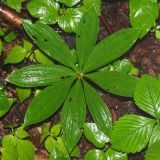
[84, 148, 128, 160]
[1, 125, 35, 160]
[27, 0, 101, 32]
[129, 0, 158, 38]
[83, 123, 128, 160]
[110, 75, 160, 159]
[41, 123, 79, 159]
[7, 8, 140, 153]
[0, 83, 15, 117]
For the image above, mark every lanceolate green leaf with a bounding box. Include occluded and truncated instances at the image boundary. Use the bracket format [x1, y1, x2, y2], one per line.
[110, 115, 156, 153]
[7, 64, 75, 87]
[87, 71, 138, 97]
[83, 80, 112, 136]
[149, 123, 160, 147]
[24, 78, 74, 126]
[130, 0, 159, 38]
[145, 141, 160, 160]
[27, 0, 59, 24]
[83, 0, 101, 15]
[76, 7, 99, 68]
[105, 148, 128, 160]
[134, 75, 160, 119]
[61, 80, 86, 153]
[83, 28, 140, 73]
[84, 123, 110, 148]
[23, 20, 75, 69]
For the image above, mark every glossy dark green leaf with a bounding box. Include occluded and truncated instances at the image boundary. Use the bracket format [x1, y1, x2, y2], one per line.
[27, 0, 59, 24]
[145, 141, 160, 160]
[83, 80, 112, 136]
[84, 149, 106, 160]
[130, 0, 159, 38]
[110, 115, 156, 153]
[83, 28, 140, 72]
[57, 0, 80, 7]
[84, 123, 110, 148]
[24, 78, 74, 126]
[87, 71, 138, 97]
[0, 91, 13, 117]
[58, 8, 83, 33]
[7, 64, 75, 87]
[61, 80, 86, 153]
[76, 7, 99, 68]
[105, 148, 128, 160]
[23, 20, 75, 69]
[149, 123, 160, 147]
[134, 75, 160, 119]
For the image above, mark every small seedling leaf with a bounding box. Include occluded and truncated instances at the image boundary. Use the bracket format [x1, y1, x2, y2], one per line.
[4, 46, 26, 64]
[27, 0, 59, 24]
[58, 8, 83, 32]
[105, 148, 128, 160]
[16, 87, 31, 103]
[0, 90, 13, 117]
[84, 149, 106, 160]
[84, 123, 110, 148]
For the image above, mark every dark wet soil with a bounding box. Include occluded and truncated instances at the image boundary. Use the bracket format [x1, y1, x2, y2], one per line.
[0, 1, 160, 160]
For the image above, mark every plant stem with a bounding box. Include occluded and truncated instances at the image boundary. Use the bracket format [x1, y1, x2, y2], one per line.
[0, 3, 23, 31]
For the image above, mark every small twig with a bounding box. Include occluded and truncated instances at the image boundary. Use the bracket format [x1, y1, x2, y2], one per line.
[0, 3, 23, 31]
[100, 15, 114, 34]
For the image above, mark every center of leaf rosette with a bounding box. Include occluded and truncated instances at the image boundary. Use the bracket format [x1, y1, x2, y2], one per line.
[77, 72, 83, 79]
